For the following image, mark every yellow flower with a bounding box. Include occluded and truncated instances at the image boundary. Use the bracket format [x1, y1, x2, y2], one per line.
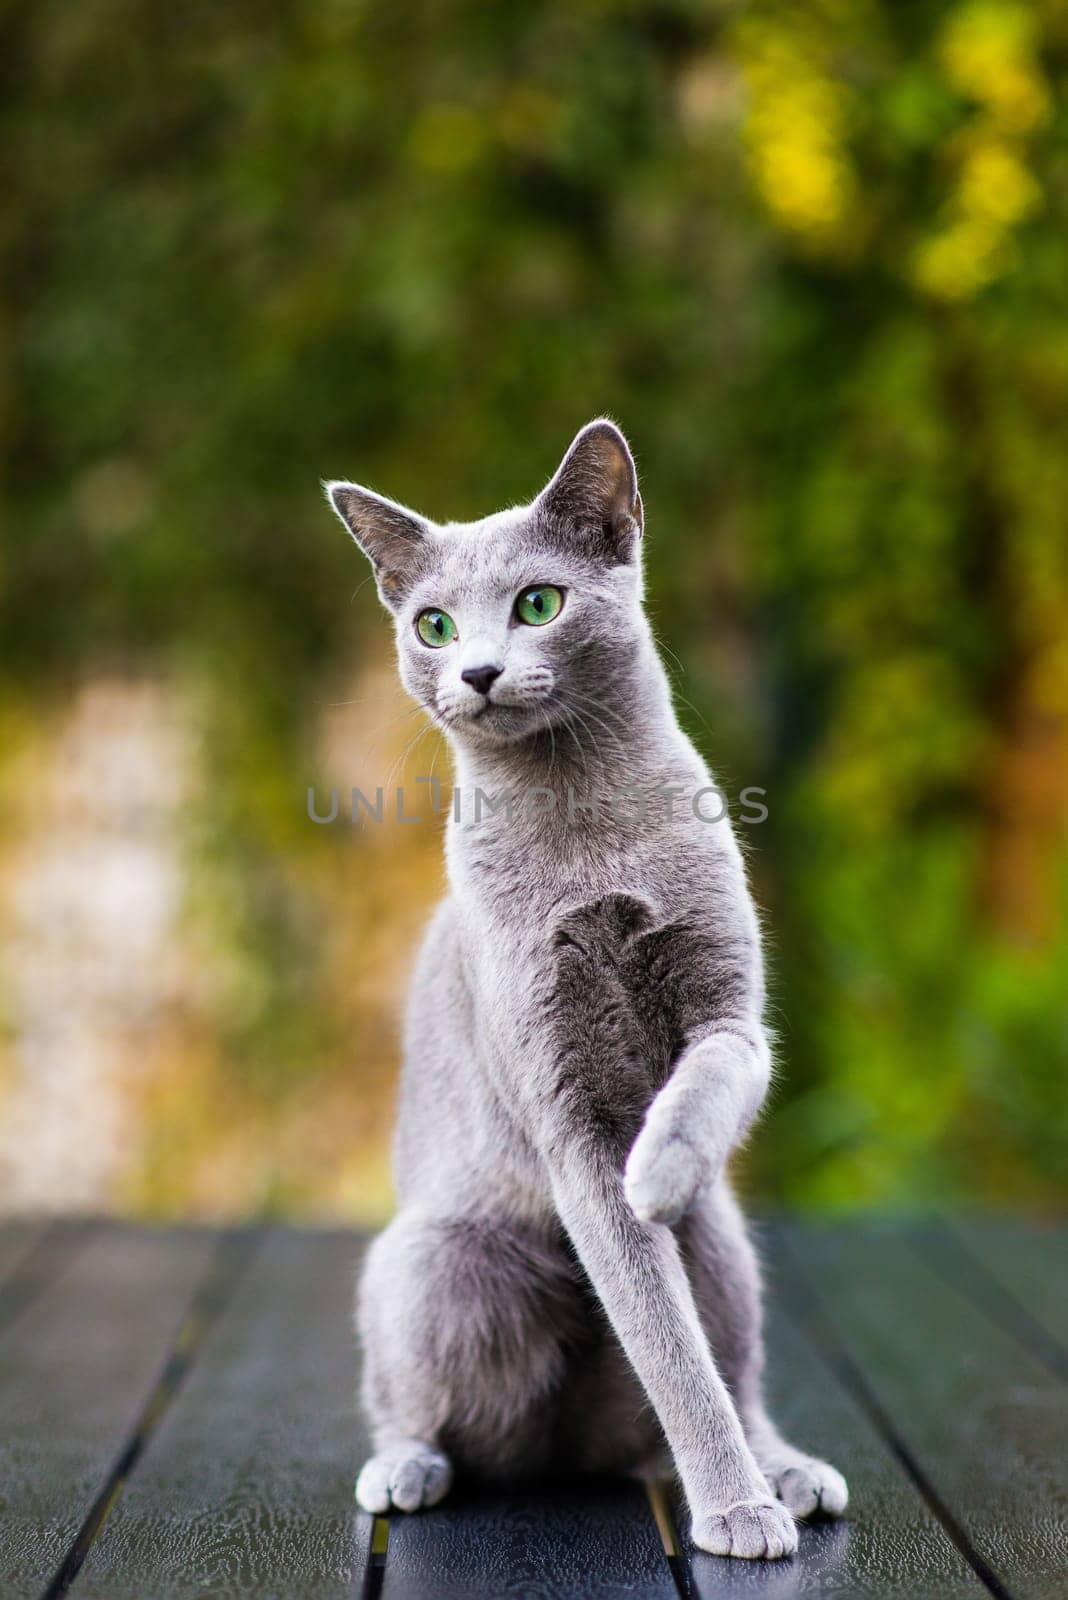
[913, 217, 1004, 300]
[940, 2, 1051, 132]
[957, 138, 1042, 225]
[913, 2, 1051, 300]
[735, 21, 858, 249]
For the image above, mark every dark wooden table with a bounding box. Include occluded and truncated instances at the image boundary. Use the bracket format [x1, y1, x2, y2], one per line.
[0, 1217, 1063, 1599]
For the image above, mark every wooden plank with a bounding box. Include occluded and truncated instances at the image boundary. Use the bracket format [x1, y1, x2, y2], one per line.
[0, 1219, 101, 1338]
[381, 1479, 679, 1600]
[76, 1228, 373, 1600]
[933, 1217, 1068, 1369]
[0, 1222, 217, 1599]
[0, 1221, 44, 1286]
[784, 1219, 1068, 1600]
[677, 1228, 989, 1599]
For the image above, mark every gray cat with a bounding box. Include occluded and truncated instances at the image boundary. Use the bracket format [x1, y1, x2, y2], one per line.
[327, 421, 847, 1560]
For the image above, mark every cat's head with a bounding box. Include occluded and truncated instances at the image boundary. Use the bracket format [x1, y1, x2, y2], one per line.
[326, 421, 646, 747]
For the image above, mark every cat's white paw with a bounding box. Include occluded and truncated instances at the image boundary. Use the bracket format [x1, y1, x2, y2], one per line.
[691, 1498, 798, 1560]
[624, 1115, 705, 1225]
[762, 1449, 849, 1519]
[355, 1442, 453, 1513]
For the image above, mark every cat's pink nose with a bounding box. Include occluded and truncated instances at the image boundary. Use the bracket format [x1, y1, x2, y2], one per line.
[461, 664, 503, 697]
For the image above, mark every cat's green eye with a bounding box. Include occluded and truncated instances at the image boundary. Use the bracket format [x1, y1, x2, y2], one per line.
[416, 609, 457, 648]
[515, 585, 564, 626]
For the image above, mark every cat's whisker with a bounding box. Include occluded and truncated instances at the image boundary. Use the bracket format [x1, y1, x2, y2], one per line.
[564, 687, 631, 737]
[562, 686, 631, 736]
[645, 623, 717, 745]
[545, 707, 559, 775]
[543, 704, 584, 786]
[561, 705, 608, 785]
[559, 695, 630, 769]
[383, 713, 441, 793]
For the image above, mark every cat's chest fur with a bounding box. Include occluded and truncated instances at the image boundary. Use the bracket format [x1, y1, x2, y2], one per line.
[437, 769, 751, 1135]
[445, 765, 735, 957]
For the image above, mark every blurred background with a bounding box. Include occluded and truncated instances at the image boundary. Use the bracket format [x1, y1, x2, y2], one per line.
[1, 0, 1065, 1224]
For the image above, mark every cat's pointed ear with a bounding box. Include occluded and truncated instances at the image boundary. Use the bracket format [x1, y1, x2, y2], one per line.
[325, 481, 431, 609]
[537, 419, 643, 563]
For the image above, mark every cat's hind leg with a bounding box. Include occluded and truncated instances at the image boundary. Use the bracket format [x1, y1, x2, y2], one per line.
[355, 1208, 582, 1512]
[682, 1179, 848, 1521]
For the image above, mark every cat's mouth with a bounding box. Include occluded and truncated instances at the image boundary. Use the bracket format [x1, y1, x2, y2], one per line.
[437, 694, 551, 741]
[459, 699, 528, 723]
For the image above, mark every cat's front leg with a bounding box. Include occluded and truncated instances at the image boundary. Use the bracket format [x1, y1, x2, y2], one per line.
[548, 1144, 796, 1559]
[541, 909, 794, 1559]
[624, 1025, 770, 1226]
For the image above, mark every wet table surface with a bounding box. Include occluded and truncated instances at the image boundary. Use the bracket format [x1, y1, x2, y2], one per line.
[0, 1215, 1063, 1599]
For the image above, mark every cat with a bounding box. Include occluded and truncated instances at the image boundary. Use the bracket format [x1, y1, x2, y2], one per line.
[326, 420, 847, 1560]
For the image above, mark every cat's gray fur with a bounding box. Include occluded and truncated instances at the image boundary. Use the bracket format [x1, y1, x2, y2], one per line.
[326, 422, 847, 1560]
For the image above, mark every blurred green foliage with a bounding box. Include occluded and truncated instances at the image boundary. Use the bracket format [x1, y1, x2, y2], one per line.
[1, 0, 1065, 1214]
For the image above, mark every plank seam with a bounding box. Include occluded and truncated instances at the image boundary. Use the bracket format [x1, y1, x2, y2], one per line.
[37, 1226, 263, 1600]
[910, 1220, 1068, 1382]
[645, 1479, 692, 1600]
[0, 1220, 99, 1341]
[771, 1226, 1018, 1600]
[362, 1516, 389, 1600]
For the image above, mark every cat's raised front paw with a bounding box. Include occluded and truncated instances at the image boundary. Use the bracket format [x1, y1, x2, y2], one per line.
[624, 1108, 706, 1225]
[355, 1441, 453, 1513]
[691, 1499, 798, 1560]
